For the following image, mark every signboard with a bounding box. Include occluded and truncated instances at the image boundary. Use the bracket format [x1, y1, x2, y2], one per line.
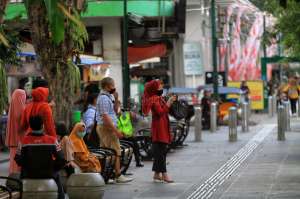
[183, 43, 203, 75]
[205, 72, 226, 87]
[227, 81, 264, 110]
[83, 64, 110, 82]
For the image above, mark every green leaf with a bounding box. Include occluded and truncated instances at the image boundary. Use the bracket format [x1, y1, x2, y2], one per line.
[44, 0, 65, 45]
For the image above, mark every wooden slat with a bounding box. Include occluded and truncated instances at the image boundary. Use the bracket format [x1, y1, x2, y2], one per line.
[0, 191, 20, 199]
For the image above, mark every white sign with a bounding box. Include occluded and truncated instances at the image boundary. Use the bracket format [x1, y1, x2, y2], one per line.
[183, 42, 203, 75]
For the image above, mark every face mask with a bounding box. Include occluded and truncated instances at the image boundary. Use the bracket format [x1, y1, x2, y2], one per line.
[109, 88, 116, 94]
[157, 89, 163, 96]
[77, 131, 86, 138]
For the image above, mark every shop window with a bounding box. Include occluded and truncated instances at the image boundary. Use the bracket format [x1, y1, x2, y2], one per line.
[85, 26, 103, 56]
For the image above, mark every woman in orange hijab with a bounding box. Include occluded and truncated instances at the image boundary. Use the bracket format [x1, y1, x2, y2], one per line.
[69, 123, 101, 173]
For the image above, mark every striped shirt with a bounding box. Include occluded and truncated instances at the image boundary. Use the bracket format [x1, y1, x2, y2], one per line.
[96, 91, 117, 126]
[82, 105, 96, 134]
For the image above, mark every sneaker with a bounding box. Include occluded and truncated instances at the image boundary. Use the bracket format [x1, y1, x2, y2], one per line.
[116, 175, 133, 183]
[107, 179, 116, 184]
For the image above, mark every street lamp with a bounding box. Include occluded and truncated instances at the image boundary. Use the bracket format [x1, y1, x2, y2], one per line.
[210, 0, 218, 100]
[122, 0, 130, 108]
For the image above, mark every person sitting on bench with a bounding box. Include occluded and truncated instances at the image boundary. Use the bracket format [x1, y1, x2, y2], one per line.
[15, 115, 66, 199]
[56, 122, 78, 177]
[117, 109, 144, 167]
[69, 122, 101, 173]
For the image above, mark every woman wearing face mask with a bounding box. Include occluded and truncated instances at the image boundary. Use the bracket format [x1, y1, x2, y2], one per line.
[69, 122, 101, 173]
[142, 80, 176, 183]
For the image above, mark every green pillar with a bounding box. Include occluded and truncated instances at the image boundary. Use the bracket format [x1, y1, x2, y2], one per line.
[211, 0, 218, 100]
[262, 15, 267, 110]
[122, 0, 130, 107]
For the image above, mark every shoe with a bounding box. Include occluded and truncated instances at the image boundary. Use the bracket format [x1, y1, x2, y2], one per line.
[163, 179, 174, 183]
[136, 163, 144, 167]
[116, 175, 133, 183]
[153, 177, 163, 183]
[107, 179, 116, 184]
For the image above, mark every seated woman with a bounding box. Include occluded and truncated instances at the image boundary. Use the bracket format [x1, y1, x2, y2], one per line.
[69, 123, 101, 173]
[55, 122, 78, 176]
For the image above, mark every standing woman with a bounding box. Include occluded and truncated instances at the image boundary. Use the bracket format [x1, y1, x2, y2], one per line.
[142, 80, 175, 183]
[5, 78, 28, 174]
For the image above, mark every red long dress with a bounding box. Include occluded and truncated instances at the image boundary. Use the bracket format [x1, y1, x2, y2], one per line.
[5, 89, 26, 174]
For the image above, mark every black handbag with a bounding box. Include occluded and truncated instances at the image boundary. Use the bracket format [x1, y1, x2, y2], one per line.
[169, 100, 189, 120]
[84, 113, 99, 148]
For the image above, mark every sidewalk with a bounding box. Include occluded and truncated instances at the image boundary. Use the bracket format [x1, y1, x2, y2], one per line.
[0, 113, 298, 199]
[212, 117, 300, 199]
[102, 114, 273, 199]
[0, 151, 8, 164]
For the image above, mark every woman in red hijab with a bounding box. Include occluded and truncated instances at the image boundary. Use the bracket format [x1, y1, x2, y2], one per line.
[6, 88, 27, 174]
[142, 80, 175, 183]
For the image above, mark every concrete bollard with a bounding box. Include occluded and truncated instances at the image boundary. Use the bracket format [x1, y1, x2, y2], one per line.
[283, 101, 291, 131]
[241, 102, 249, 132]
[229, 107, 237, 142]
[210, 102, 217, 132]
[268, 96, 274, 117]
[194, 107, 202, 142]
[22, 179, 58, 199]
[67, 173, 105, 199]
[277, 105, 285, 141]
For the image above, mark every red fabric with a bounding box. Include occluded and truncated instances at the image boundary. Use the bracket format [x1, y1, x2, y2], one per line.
[128, 44, 167, 64]
[142, 80, 171, 144]
[151, 97, 171, 144]
[21, 133, 57, 146]
[21, 87, 56, 137]
[142, 80, 161, 115]
[6, 89, 26, 147]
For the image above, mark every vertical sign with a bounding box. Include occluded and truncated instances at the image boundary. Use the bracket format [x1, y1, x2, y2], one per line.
[183, 42, 203, 75]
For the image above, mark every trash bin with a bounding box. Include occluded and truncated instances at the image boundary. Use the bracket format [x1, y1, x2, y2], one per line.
[22, 179, 58, 199]
[67, 173, 105, 199]
[72, 111, 81, 124]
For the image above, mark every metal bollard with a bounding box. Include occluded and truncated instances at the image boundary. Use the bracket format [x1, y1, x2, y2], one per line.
[273, 94, 277, 114]
[268, 96, 274, 117]
[229, 107, 237, 142]
[210, 102, 217, 132]
[298, 98, 300, 117]
[241, 102, 249, 132]
[194, 107, 202, 142]
[283, 101, 291, 131]
[277, 105, 285, 141]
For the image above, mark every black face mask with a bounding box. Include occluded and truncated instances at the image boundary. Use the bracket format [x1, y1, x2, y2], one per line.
[157, 89, 163, 96]
[109, 88, 116, 94]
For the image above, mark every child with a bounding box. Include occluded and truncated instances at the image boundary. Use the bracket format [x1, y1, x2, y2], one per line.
[56, 122, 78, 176]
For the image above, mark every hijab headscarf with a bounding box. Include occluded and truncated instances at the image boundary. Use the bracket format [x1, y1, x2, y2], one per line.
[6, 89, 26, 147]
[142, 80, 161, 115]
[69, 123, 89, 154]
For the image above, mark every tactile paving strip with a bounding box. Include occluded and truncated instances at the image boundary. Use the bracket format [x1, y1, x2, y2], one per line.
[186, 125, 275, 199]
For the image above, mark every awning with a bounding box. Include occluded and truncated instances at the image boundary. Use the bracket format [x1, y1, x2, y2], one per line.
[6, 1, 174, 20]
[17, 52, 109, 66]
[128, 43, 167, 64]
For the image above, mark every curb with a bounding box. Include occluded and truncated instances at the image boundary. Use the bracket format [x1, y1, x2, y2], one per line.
[0, 159, 9, 164]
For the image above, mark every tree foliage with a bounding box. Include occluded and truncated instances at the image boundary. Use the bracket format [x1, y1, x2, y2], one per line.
[251, 0, 300, 57]
[24, 0, 88, 127]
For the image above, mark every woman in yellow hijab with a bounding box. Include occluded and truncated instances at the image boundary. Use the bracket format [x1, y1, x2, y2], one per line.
[69, 123, 101, 173]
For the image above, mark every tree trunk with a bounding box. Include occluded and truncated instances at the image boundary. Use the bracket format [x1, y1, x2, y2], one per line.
[27, 1, 78, 129]
[0, 0, 9, 23]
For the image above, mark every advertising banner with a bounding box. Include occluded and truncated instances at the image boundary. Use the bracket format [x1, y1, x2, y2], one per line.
[227, 81, 264, 110]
